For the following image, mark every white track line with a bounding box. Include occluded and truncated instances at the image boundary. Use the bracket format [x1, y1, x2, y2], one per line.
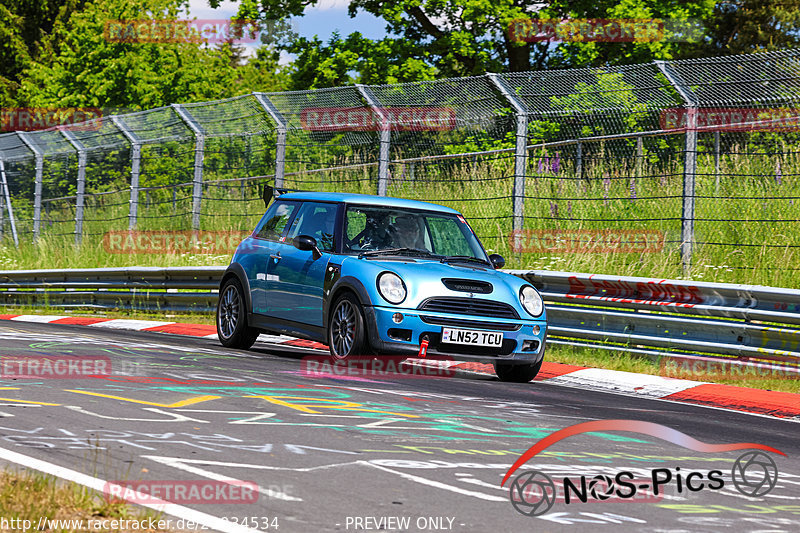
[0, 446, 260, 533]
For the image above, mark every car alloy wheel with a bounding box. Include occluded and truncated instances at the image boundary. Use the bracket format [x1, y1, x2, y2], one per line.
[329, 293, 366, 360]
[219, 284, 240, 339]
[216, 277, 259, 350]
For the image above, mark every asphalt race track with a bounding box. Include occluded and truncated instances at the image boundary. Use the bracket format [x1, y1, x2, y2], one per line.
[0, 320, 798, 532]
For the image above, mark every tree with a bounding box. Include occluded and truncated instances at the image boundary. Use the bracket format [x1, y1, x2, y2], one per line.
[222, 0, 722, 88]
[0, 0, 90, 106]
[704, 0, 800, 54]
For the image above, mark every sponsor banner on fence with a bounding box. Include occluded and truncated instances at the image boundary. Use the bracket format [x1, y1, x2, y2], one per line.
[660, 357, 800, 380]
[511, 229, 664, 254]
[103, 231, 250, 254]
[300, 107, 457, 132]
[1, 356, 111, 379]
[104, 480, 259, 504]
[301, 355, 457, 379]
[1, 108, 103, 132]
[660, 107, 800, 132]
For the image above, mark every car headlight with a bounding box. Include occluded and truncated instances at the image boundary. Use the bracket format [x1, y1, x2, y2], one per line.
[519, 285, 543, 317]
[378, 272, 407, 304]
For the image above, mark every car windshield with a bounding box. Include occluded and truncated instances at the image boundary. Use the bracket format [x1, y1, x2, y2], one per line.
[343, 204, 488, 261]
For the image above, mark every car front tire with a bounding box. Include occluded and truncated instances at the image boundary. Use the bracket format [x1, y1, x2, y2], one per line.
[494, 359, 543, 383]
[217, 277, 259, 350]
[328, 292, 367, 361]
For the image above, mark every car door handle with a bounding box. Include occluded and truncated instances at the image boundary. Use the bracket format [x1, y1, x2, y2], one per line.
[270, 253, 281, 261]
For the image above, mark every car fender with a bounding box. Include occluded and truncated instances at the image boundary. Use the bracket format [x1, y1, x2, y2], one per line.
[220, 263, 253, 313]
[325, 275, 374, 326]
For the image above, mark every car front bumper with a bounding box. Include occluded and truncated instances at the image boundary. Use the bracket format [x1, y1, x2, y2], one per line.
[364, 305, 546, 365]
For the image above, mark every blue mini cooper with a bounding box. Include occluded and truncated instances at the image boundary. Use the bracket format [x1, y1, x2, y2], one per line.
[217, 189, 547, 382]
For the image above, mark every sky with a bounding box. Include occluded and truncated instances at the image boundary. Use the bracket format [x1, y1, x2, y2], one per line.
[187, 0, 387, 61]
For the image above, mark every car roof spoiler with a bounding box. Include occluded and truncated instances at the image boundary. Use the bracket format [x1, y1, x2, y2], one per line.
[262, 185, 308, 208]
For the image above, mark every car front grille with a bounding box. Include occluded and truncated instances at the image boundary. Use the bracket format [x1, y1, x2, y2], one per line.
[419, 315, 521, 331]
[417, 297, 519, 320]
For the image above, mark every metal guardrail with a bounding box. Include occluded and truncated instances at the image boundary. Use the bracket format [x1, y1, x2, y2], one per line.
[1, 267, 798, 369]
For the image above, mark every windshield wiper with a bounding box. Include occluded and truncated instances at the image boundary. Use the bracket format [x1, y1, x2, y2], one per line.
[359, 248, 439, 259]
[440, 255, 491, 266]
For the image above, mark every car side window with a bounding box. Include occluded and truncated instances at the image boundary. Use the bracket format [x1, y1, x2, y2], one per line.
[254, 201, 297, 241]
[285, 202, 338, 252]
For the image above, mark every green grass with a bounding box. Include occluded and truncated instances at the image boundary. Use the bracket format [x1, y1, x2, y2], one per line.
[3, 141, 797, 288]
[0, 468, 172, 533]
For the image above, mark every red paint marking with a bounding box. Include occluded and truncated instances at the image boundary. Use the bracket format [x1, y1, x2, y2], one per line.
[0, 314, 21, 320]
[143, 323, 216, 336]
[283, 339, 328, 350]
[535, 362, 586, 380]
[50, 317, 111, 326]
[664, 384, 800, 418]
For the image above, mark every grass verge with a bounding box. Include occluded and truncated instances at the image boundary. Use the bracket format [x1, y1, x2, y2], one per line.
[0, 468, 173, 533]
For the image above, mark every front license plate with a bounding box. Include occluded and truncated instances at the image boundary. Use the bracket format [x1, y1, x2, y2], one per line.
[441, 327, 503, 347]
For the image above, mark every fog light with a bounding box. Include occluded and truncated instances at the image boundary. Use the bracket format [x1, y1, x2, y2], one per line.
[392, 313, 403, 323]
[533, 325, 540, 335]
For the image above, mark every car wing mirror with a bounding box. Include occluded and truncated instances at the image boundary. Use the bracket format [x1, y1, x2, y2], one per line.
[293, 235, 322, 259]
[489, 253, 505, 269]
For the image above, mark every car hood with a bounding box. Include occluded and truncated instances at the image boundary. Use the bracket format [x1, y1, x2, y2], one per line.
[348, 257, 531, 312]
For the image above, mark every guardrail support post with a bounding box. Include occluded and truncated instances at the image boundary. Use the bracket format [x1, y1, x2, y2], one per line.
[254, 93, 288, 190]
[59, 129, 87, 245]
[0, 158, 19, 246]
[172, 104, 205, 230]
[656, 60, 699, 278]
[356, 85, 391, 196]
[17, 132, 43, 242]
[111, 116, 143, 230]
[488, 74, 529, 233]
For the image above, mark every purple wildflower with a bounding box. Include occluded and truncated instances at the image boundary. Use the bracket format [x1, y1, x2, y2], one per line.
[630, 177, 637, 202]
[603, 173, 611, 205]
[550, 201, 559, 218]
[551, 152, 561, 173]
[538, 156, 546, 174]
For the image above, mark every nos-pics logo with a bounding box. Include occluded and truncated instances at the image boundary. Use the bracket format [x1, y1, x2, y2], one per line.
[501, 420, 783, 517]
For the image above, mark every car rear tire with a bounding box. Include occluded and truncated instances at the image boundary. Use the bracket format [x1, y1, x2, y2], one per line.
[494, 359, 543, 383]
[217, 277, 259, 350]
[328, 293, 367, 361]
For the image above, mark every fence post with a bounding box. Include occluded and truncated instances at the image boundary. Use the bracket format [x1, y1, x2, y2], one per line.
[172, 104, 205, 230]
[635, 135, 643, 176]
[656, 60, 699, 278]
[111, 116, 142, 230]
[714, 130, 721, 194]
[487, 73, 529, 234]
[59, 128, 87, 245]
[254, 93, 288, 190]
[576, 140, 583, 178]
[356, 84, 391, 196]
[17, 132, 43, 242]
[0, 158, 19, 246]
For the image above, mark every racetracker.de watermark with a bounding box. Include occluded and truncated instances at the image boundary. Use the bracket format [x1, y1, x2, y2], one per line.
[510, 229, 664, 254]
[102, 230, 250, 254]
[1, 356, 111, 379]
[660, 107, 800, 132]
[1, 108, 102, 132]
[301, 355, 457, 380]
[660, 357, 800, 381]
[508, 18, 704, 43]
[300, 107, 456, 132]
[103, 19, 292, 44]
[103, 480, 259, 505]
